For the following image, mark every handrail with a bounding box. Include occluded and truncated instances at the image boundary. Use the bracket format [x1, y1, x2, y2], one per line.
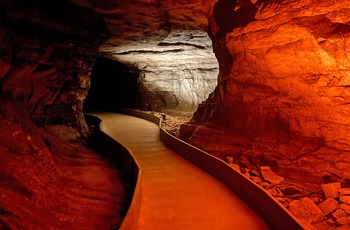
[108, 108, 304, 230]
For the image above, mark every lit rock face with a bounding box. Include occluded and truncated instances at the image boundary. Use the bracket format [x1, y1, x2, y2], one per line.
[181, 0, 350, 183]
[109, 29, 218, 110]
[94, 0, 219, 111]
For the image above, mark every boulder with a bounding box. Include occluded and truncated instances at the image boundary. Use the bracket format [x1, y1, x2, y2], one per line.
[289, 197, 324, 224]
[339, 188, 350, 196]
[318, 198, 338, 215]
[340, 196, 350, 205]
[341, 204, 350, 215]
[332, 209, 348, 220]
[260, 168, 284, 185]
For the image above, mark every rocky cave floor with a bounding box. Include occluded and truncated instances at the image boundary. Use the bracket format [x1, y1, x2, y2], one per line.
[150, 110, 350, 230]
[0, 100, 128, 230]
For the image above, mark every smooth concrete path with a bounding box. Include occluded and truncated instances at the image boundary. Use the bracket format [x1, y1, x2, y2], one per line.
[94, 112, 271, 230]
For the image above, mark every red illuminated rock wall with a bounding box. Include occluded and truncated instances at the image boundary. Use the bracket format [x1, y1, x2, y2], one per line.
[181, 0, 350, 183]
[0, 0, 108, 134]
[0, 98, 125, 229]
[0, 1, 127, 228]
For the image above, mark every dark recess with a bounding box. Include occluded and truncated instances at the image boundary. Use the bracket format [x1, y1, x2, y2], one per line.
[84, 57, 141, 111]
[213, 0, 277, 38]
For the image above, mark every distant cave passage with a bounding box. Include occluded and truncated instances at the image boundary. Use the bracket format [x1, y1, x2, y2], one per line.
[84, 57, 141, 111]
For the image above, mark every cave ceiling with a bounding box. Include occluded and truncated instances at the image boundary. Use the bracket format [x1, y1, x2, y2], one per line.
[72, 0, 216, 62]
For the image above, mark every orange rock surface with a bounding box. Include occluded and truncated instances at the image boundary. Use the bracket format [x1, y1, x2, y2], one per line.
[181, 0, 350, 183]
[0, 99, 126, 229]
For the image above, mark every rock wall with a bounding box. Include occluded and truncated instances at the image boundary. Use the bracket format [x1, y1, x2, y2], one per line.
[0, 1, 129, 228]
[109, 29, 219, 111]
[90, 0, 219, 111]
[0, 0, 108, 134]
[0, 97, 126, 229]
[181, 0, 350, 184]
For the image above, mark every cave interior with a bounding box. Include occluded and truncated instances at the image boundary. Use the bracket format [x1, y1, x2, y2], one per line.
[2, 0, 350, 229]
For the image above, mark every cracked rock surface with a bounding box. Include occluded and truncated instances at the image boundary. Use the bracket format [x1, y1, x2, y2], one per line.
[180, 0, 350, 186]
[103, 29, 218, 110]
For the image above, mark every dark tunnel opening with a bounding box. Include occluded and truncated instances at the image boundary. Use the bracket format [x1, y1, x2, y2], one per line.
[84, 57, 141, 111]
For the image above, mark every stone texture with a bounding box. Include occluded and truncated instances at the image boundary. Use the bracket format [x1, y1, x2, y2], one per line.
[340, 204, 350, 215]
[0, 99, 126, 229]
[340, 196, 350, 205]
[260, 167, 284, 185]
[318, 198, 338, 215]
[279, 186, 303, 196]
[336, 217, 350, 226]
[289, 197, 324, 224]
[105, 29, 218, 111]
[332, 209, 348, 220]
[0, 0, 109, 135]
[251, 176, 263, 184]
[339, 188, 350, 196]
[0, 1, 125, 228]
[86, 0, 219, 111]
[180, 0, 350, 184]
[338, 224, 350, 230]
[322, 182, 342, 198]
[180, 124, 252, 159]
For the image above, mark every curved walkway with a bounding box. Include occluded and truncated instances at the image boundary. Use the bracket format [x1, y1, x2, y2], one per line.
[93, 112, 270, 230]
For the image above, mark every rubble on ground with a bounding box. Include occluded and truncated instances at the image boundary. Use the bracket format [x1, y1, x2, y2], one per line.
[153, 110, 348, 230]
[225, 156, 350, 230]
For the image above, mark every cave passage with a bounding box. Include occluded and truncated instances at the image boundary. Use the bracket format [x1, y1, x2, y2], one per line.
[84, 57, 141, 111]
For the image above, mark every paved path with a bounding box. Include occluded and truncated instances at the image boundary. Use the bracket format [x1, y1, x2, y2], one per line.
[94, 112, 270, 230]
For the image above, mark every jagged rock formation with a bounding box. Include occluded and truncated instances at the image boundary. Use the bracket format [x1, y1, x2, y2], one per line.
[56, 0, 220, 112]
[85, 30, 218, 111]
[91, 0, 219, 111]
[180, 0, 350, 184]
[0, 0, 123, 228]
[108, 29, 218, 111]
[0, 98, 126, 229]
[0, 0, 109, 134]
